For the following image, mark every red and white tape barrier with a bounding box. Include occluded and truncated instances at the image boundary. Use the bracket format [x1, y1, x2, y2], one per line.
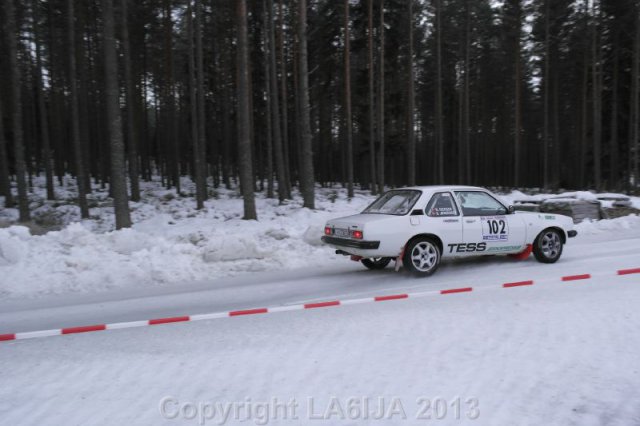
[1, 267, 638, 343]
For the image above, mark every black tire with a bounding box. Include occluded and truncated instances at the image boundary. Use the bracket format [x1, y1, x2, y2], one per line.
[403, 237, 441, 276]
[361, 257, 392, 270]
[533, 228, 563, 263]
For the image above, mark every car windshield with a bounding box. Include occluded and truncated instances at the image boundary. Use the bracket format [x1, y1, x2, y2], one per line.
[363, 190, 421, 215]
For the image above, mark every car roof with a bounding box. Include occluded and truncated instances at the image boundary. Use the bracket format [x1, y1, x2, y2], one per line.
[396, 185, 487, 192]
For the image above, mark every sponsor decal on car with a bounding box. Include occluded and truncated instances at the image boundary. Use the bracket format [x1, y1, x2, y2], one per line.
[486, 245, 523, 253]
[447, 242, 487, 253]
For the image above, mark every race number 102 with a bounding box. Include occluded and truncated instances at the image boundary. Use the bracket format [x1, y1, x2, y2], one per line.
[415, 397, 480, 420]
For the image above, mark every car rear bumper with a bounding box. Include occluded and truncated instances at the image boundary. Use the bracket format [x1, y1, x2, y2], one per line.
[567, 230, 577, 238]
[321, 236, 380, 250]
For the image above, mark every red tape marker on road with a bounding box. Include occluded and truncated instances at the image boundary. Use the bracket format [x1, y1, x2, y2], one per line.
[440, 287, 473, 295]
[562, 274, 591, 282]
[374, 294, 409, 302]
[62, 325, 106, 335]
[148, 316, 190, 325]
[0, 334, 16, 341]
[503, 280, 534, 288]
[304, 301, 340, 309]
[229, 308, 268, 317]
[618, 268, 640, 276]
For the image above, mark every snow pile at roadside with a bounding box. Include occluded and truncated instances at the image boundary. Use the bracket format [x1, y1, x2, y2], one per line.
[0, 182, 373, 298]
[499, 189, 640, 209]
[575, 214, 640, 235]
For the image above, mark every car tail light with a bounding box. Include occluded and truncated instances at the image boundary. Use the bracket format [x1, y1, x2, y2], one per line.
[351, 230, 363, 239]
[324, 226, 332, 236]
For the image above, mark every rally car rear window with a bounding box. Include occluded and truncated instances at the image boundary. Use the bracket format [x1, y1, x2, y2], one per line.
[362, 190, 421, 216]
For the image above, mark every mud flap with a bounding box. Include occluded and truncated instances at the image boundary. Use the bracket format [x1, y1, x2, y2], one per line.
[509, 244, 532, 260]
[350, 255, 363, 262]
[395, 246, 405, 272]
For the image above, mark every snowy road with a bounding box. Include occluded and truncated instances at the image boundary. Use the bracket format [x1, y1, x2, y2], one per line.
[1, 227, 639, 336]
[1, 252, 640, 425]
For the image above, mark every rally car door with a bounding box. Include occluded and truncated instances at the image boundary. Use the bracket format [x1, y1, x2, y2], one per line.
[421, 192, 463, 257]
[454, 191, 527, 255]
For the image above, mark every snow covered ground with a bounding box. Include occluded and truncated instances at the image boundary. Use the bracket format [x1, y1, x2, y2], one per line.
[0, 177, 374, 298]
[1, 256, 640, 425]
[1, 176, 639, 299]
[2, 178, 640, 425]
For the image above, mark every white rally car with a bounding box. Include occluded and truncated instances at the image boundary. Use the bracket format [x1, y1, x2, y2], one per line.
[321, 186, 577, 276]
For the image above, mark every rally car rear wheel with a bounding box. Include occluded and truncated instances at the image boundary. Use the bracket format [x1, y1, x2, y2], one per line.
[361, 257, 392, 270]
[403, 237, 441, 276]
[533, 228, 563, 264]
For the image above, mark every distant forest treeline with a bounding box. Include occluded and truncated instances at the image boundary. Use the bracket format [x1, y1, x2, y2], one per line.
[0, 0, 639, 226]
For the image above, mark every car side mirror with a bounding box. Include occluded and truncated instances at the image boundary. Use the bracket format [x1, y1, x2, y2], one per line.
[411, 209, 424, 216]
[508, 205, 515, 214]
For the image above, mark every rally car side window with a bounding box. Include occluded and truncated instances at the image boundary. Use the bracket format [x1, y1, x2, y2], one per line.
[455, 191, 508, 216]
[426, 192, 459, 217]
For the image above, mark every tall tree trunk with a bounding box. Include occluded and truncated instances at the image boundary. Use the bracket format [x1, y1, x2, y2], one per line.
[610, 36, 619, 189]
[277, 0, 292, 195]
[631, 10, 640, 188]
[543, 0, 550, 189]
[435, 0, 444, 183]
[297, 0, 315, 209]
[33, 0, 54, 200]
[463, 0, 471, 183]
[0, 98, 12, 206]
[237, 0, 257, 219]
[102, 0, 131, 229]
[68, 0, 90, 218]
[580, 25, 588, 188]
[163, 0, 179, 193]
[187, 1, 201, 205]
[5, 0, 30, 221]
[263, 0, 274, 199]
[406, 0, 416, 186]
[292, 22, 300, 187]
[120, 0, 140, 202]
[513, 0, 522, 187]
[376, 0, 385, 194]
[344, 0, 354, 197]
[591, 2, 602, 190]
[194, 0, 208, 207]
[222, 74, 232, 190]
[552, 72, 560, 188]
[367, 0, 376, 194]
[268, 0, 288, 201]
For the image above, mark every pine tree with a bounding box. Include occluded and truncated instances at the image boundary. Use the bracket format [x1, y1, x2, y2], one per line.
[297, 0, 315, 209]
[344, 0, 354, 198]
[68, 0, 90, 218]
[102, 0, 132, 229]
[237, 0, 257, 219]
[4, 0, 30, 222]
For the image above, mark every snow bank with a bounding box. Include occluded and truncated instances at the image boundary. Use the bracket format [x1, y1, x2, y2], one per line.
[499, 189, 640, 209]
[575, 214, 640, 235]
[0, 179, 373, 298]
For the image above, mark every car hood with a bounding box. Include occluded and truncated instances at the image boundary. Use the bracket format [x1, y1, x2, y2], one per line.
[515, 210, 575, 226]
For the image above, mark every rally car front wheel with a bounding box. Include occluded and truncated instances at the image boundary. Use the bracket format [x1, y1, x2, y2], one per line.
[361, 257, 392, 270]
[533, 228, 563, 264]
[403, 237, 441, 276]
